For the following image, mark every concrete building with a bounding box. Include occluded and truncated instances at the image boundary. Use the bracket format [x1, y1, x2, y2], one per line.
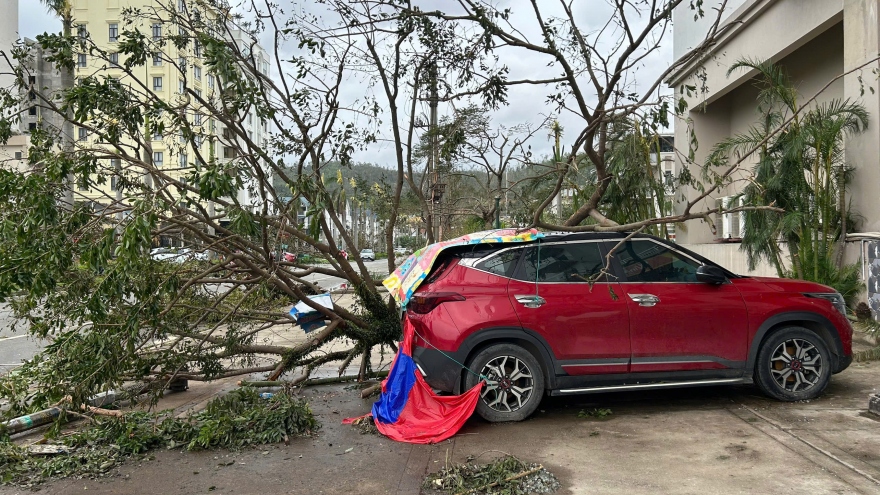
[1, 1, 31, 171]
[68, 1, 270, 216]
[0, 0, 64, 173]
[668, 0, 880, 276]
[221, 28, 271, 213]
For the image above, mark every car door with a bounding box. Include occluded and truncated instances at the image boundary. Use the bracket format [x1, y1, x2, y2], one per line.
[506, 240, 630, 375]
[608, 239, 749, 373]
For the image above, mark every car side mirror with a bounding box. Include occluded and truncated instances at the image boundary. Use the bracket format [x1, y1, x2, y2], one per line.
[696, 265, 728, 285]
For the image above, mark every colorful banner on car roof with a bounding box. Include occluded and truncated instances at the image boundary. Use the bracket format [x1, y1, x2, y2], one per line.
[382, 228, 544, 309]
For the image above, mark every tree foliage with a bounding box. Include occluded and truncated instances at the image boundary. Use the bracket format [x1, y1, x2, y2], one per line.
[0, 0, 759, 414]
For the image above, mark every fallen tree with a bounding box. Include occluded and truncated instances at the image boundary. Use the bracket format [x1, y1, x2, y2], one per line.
[0, 0, 767, 416]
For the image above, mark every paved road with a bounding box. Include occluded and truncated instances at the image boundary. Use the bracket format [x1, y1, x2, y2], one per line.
[300, 258, 397, 290]
[0, 304, 39, 375]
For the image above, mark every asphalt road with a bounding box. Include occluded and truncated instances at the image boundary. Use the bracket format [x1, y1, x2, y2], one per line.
[300, 258, 397, 290]
[0, 304, 38, 375]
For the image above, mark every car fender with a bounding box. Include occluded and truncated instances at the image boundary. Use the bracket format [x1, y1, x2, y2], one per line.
[455, 327, 558, 393]
[745, 311, 845, 378]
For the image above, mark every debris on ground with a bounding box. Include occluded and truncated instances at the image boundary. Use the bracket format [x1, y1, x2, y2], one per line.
[348, 415, 379, 435]
[577, 408, 613, 420]
[423, 454, 560, 495]
[0, 388, 318, 488]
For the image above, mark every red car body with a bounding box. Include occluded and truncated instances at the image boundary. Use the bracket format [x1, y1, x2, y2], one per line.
[406, 233, 852, 421]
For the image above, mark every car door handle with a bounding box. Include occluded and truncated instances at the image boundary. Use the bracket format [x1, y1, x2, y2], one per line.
[628, 293, 660, 307]
[515, 295, 546, 308]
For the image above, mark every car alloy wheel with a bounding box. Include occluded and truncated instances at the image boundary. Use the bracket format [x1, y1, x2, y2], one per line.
[755, 327, 831, 401]
[465, 343, 545, 422]
[769, 337, 824, 393]
[479, 355, 534, 413]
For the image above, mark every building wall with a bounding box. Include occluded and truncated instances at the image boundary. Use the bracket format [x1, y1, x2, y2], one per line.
[674, 21, 846, 244]
[0, 0, 18, 93]
[70, 0, 217, 205]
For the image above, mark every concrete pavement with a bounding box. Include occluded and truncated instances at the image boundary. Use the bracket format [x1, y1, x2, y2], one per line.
[3, 362, 879, 495]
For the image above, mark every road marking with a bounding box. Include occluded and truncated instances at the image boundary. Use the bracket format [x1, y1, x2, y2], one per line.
[0, 334, 29, 341]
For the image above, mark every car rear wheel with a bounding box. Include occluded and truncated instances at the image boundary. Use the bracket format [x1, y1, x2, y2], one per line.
[465, 344, 545, 422]
[754, 327, 831, 401]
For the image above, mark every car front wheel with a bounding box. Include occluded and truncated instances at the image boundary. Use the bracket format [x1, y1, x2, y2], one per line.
[754, 327, 831, 401]
[464, 343, 545, 422]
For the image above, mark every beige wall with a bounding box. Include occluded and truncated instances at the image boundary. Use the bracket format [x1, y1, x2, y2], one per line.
[673, 7, 848, 245]
[680, 242, 780, 277]
[844, 0, 880, 233]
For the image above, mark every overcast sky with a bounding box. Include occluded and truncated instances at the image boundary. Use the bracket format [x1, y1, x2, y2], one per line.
[16, 0, 690, 167]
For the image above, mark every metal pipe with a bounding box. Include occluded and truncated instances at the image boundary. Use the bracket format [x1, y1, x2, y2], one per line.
[1, 407, 63, 436]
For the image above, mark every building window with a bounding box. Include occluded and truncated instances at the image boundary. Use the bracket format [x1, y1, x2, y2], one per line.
[193, 65, 201, 81]
[77, 53, 87, 68]
[180, 153, 188, 168]
[195, 89, 202, 98]
[153, 77, 163, 91]
[109, 23, 118, 42]
[153, 53, 162, 66]
[110, 176, 117, 191]
[153, 130, 162, 140]
[14, 152, 22, 160]
[179, 79, 185, 94]
[109, 52, 119, 67]
[152, 23, 161, 40]
[194, 42, 201, 57]
[153, 152, 164, 166]
[28, 106, 36, 116]
[193, 113, 202, 126]
[28, 90, 36, 101]
[178, 0, 186, 11]
[28, 123, 36, 131]
[77, 24, 87, 39]
[223, 146, 236, 159]
[207, 74, 214, 89]
[178, 56, 186, 71]
[179, 26, 187, 36]
[28, 76, 35, 85]
[78, 127, 88, 141]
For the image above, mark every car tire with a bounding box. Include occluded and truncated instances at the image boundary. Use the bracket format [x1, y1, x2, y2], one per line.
[464, 343, 545, 422]
[754, 326, 831, 401]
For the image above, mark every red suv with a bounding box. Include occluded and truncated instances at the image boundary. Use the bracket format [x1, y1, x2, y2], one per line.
[407, 233, 853, 422]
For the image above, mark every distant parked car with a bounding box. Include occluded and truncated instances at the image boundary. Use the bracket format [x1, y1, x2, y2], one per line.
[360, 248, 375, 261]
[282, 252, 297, 262]
[394, 247, 407, 255]
[151, 247, 208, 263]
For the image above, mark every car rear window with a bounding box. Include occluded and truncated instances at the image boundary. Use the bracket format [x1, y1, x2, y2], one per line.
[515, 242, 607, 283]
[473, 248, 522, 278]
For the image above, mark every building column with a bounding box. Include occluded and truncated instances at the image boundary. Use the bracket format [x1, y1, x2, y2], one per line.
[844, 0, 880, 233]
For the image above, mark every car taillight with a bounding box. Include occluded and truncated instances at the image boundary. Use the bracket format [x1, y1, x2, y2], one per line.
[407, 292, 466, 314]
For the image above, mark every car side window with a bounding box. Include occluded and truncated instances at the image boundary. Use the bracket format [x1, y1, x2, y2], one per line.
[474, 248, 522, 278]
[613, 240, 701, 283]
[516, 242, 607, 283]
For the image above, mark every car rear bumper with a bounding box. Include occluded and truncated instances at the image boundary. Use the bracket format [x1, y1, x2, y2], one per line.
[412, 346, 464, 393]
